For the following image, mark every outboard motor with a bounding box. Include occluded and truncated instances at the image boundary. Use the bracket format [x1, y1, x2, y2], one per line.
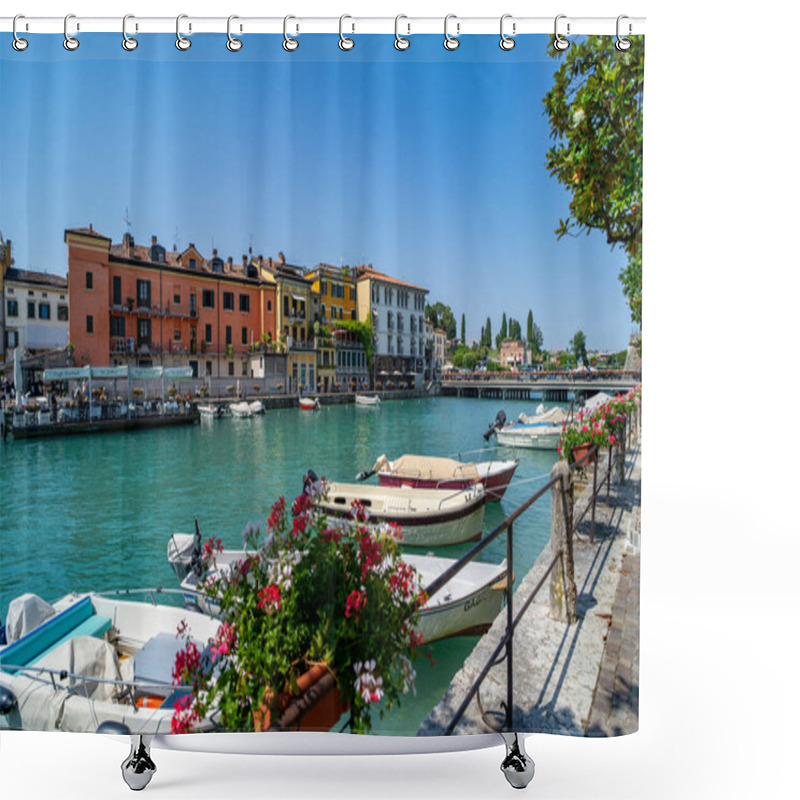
[483, 410, 507, 441]
[303, 469, 322, 497]
[191, 519, 204, 578]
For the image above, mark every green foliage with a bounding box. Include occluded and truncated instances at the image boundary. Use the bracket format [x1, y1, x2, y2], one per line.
[508, 318, 522, 341]
[529, 319, 543, 354]
[483, 317, 492, 348]
[460, 313, 466, 344]
[334, 318, 374, 375]
[425, 301, 457, 340]
[172, 494, 424, 735]
[569, 330, 588, 366]
[543, 36, 644, 325]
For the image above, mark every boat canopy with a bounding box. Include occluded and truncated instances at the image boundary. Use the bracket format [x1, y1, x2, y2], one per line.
[4, 593, 56, 643]
[518, 407, 568, 425]
[584, 391, 613, 410]
[373, 454, 480, 482]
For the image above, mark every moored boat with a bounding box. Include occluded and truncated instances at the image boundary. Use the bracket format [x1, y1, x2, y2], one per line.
[355, 394, 381, 406]
[230, 401, 253, 418]
[0, 591, 219, 734]
[248, 400, 264, 414]
[299, 397, 320, 411]
[316, 480, 486, 547]
[495, 424, 562, 450]
[368, 453, 518, 502]
[198, 404, 225, 419]
[167, 536, 506, 642]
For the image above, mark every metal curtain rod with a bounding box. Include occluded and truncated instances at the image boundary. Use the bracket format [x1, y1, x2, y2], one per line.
[0, 16, 646, 36]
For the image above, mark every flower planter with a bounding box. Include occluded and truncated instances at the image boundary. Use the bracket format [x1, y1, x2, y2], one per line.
[253, 664, 348, 733]
[571, 442, 595, 465]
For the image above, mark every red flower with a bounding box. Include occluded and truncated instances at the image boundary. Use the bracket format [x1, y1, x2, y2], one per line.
[292, 493, 312, 517]
[172, 641, 201, 684]
[202, 537, 224, 561]
[257, 584, 282, 613]
[170, 693, 200, 734]
[267, 497, 286, 531]
[345, 589, 367, 620]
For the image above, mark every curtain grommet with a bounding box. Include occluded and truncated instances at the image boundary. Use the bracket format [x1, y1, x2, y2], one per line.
[553, 14, 570, 52]
[227, 15, 243, 52]
[394, 15, 410, 51]
[499, 14, 516, 51]
[339, 15, 355, 51]
[122, 15, 138, 51]
[444, 14, 460, 51]
[283, 15, 299, 52]
[615, 15, 632, 51]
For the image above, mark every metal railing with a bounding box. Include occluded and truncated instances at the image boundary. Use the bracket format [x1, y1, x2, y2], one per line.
[420, 409, 637, 735]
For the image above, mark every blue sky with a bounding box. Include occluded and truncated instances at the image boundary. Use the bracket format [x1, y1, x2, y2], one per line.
[1, 33, 634, 351]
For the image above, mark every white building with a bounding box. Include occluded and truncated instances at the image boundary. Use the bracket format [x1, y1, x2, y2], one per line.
[356, 267, 428, 388]
[4, 267, 69, 354]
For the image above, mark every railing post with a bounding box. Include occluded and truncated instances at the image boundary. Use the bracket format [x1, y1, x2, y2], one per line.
[618, 419, 626, 486]
[549, 460, 577, 624]
[505, 521, 514, 730]
[590, 452, 598, 543]
[606, 446, 613, 504]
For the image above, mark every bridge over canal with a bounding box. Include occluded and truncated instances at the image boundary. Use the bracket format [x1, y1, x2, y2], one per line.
[440, 373, 640, 402]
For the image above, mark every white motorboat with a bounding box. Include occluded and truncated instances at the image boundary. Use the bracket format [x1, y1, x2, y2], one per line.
[167, 536, 506, 642]
[368, 453, 519, 502]
[198, 404, 224, 419]
[0, 591, 219, 734]
[299, 397, 320, 411]
[318, 481, 486, 547]
[248, 400, 264, 414]
[355, 394, 381, 406]
[229, 401, 253, 418]
[495, 424, 562, 450]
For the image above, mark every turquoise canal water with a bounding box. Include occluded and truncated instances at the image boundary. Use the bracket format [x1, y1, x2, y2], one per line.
[0, 396, 560, 734]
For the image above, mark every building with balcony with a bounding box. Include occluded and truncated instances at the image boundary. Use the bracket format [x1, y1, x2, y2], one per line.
[65, 227, 277, 380]
[3, 266, 69, 356]
[305, 263, 357, 326]
[355, 267, 428, 388]
[333, 327, 368, 391]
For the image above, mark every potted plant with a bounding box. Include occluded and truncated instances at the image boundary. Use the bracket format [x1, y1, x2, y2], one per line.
[172, 493, 426, 735]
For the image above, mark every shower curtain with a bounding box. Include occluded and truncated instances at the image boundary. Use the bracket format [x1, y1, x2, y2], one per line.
[0, 23, 643, 743]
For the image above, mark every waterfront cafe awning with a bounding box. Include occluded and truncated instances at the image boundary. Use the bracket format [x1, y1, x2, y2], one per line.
[44, 366, 194, 381]
[290, 293, 306, 302]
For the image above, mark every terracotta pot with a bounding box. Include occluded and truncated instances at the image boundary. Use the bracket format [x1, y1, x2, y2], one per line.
[253, 664, 348, 732]
[571, 442, 595, 465]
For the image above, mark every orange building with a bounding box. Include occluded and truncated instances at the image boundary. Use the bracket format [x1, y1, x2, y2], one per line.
[65, 226, 277, 379]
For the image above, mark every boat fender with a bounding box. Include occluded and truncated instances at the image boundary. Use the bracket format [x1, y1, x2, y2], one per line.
[97, 720, 132, 735]
[0, 685, 18, 715]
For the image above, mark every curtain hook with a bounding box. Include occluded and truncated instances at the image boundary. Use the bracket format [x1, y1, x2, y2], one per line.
[12, 15, 28, 51]
[339, 15, 354, 51]
[63, 13, 79, 51]
[499, 14, 516, 51]
[227, 15, 243, 51]
[444, 14, 460, 51]
[283, 15, 299, 51]
[553, 14, 570, 51]
[615, 15, 632, 51]
[176, 14, 191, 51]
[394, 15, 410, 51]
[122, 15, 138, 51]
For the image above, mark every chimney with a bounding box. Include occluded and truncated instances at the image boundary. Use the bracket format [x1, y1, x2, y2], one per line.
[89, 223, 93, 232]
[151, 235, 158, 246]
[227, 256, 233, 272]
[268, 257, 274, 269]
[242, 255, 248, 270]
[278, 251, 286, 265]
[123, 232, 134, 257]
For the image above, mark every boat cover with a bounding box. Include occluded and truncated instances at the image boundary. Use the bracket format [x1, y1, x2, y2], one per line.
[584, 391, 613, 410]
[4, 593, 56, 643]
[517, 407, 568, 425]
[373, 454, 480, 482]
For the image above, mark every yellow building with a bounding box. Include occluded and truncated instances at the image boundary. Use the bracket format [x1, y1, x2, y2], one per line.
[305, 263, 357, 326]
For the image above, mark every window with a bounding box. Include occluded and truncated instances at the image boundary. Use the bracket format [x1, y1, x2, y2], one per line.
[110, 316, 125, 337]
[228, 363, 235, 376]
[27, 301, 35, 318]
[189, 258, 197, 269]
[241, 327, 248, 345]
[113, 276, 122, 305]
[137, 318, 151, 346]
[239, 294, 250, 312]
[86, 271, 93, 289]
[205, 324, 213, 343]
[55, 304, 67, 321]
[205, 361, 212, 376]
[39, 303, 51, 320]
[190, 294, 197, 314]
[87, 315, 94, 333]
[223, 291, 234, 311]
[136, 279, 151, 308]
[242, 363, 247, 376]
[320, 280, 327, 296]
[267, 299, 272, 312]
[202, 289, 215, 308]
[6, 330, 19, 348]
[174, 328, 181, 341]
[283, 296, 289, 316]
[7, 299, 18, 317]
[173, 293, 181, 305]
[225, 326, 232, 346]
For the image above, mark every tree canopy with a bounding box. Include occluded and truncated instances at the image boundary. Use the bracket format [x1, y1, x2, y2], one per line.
[543, 36, 644, 325]
[569, 330, 588, 367]
[425, 301, 457, 340]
